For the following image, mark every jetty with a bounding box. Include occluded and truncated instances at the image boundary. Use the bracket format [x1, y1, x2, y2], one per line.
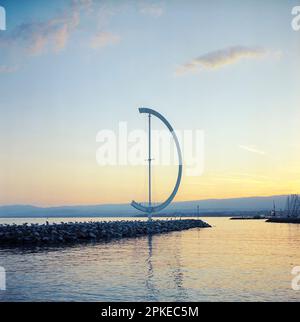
[230, 215, 266, 220]
[266, 218, 300, 224]
[0, 219, 211, 246]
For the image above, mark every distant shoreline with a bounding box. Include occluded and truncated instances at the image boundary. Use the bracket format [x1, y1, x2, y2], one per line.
[0, 195, 286, 218]
[0, 214, 255, 219]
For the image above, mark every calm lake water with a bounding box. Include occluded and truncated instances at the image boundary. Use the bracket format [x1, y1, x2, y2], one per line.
[0, 217, 299, 302]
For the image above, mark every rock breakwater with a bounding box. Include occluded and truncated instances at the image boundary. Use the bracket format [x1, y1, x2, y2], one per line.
[0, 219, 211, 246]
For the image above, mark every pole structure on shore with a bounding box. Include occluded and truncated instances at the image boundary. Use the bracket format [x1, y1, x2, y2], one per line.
[148, 113, 152, 221]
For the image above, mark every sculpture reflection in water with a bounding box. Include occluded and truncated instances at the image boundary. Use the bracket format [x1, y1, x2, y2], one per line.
[145, 233, 188, 301]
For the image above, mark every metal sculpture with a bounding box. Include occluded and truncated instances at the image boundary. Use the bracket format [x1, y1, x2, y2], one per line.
[131, 108, 183, 220]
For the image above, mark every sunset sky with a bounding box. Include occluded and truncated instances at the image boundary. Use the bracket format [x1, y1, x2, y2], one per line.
[0, 0, 299, 206]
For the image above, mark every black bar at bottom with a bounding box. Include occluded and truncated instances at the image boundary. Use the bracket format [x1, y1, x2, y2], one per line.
[0, 302, 298, 321]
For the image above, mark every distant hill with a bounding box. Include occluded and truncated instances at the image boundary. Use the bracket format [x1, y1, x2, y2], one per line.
[0, 195, 287, 218]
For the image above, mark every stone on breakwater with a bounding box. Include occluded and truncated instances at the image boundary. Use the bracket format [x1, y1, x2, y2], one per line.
[0, 219, 211, 246]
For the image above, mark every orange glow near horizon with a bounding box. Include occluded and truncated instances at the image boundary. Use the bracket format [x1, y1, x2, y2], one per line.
[1, 159, 300, 206]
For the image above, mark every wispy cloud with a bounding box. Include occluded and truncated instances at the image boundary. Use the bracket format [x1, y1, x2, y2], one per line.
[0, 0, 123, 72]
[90, 31, 120, 49]
[220, 172, 270, 184]
[0, 0, 166, 73]
[229, 172, 269, 179]
[0, 1, 81, 56]
[239, 145, 266, 155]
[176, 46, 268, 75]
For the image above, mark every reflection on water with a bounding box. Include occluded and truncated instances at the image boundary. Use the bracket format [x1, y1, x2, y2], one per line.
[0, 217, 300, 301]
[145, 234, 156, 300]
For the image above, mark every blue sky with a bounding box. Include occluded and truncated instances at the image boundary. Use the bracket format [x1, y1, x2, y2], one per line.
[0, 0, 299, 206]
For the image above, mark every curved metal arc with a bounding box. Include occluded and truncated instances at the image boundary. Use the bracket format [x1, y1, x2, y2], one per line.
[131, 107, 182, 213]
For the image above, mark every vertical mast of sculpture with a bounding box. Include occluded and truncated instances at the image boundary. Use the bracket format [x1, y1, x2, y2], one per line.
[148, 113, 152, 221]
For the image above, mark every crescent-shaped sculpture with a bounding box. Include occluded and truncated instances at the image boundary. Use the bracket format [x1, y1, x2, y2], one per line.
[131, 108, 183, 219]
